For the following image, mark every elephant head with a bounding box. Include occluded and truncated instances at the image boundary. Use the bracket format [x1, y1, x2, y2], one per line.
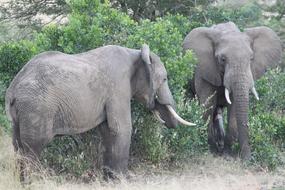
[183, 22, 282, 159]
[134, 44, 195, 128]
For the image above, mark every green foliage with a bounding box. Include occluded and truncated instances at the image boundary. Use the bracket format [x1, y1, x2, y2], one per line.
[0, 105, 10, 133]
[36, 0, 136, 54]
[0, 0, 284, 176]
[189, 2, 263, 28]
[109, 0, 216, 20]
[41, 129, 102, 176]
[163, 96, 208, 161]
[131, 108, 168, 163]
[249, 113, 284, 170]
[131, 95, 207, 163]
[247, 68, 285, 170]
[0, 41, 38, 87]
[253, 68, 285, 113]
[0, 41, 39, 105]
[126, 17, 197, 94]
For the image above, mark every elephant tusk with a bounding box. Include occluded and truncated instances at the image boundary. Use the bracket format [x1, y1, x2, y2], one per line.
[225, 88, 232, 104]
[152, 110, 166, 124]
[251, 87, 259, 100]
[166, 105, 196, 126]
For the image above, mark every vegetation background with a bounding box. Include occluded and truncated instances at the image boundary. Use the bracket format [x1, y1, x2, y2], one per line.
[0, 0, 284, 189]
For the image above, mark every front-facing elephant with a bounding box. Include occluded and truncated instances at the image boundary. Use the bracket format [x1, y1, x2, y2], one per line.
[5, 44, 195, 181]
[183, 22, 282, 160]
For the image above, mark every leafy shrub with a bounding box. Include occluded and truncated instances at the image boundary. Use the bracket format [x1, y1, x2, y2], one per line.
[0, 41, 38, 87]
[36, 0, 136, 54]
[131, 106, 168, 163]
[163, 96, 208, 161]
[126, 18, 198, 94]
[0, 0, 284, 176]
[0, 40, 39, 105]
[41, 128, 103, 176]
[189, 1, 263, 28]
[0, 105, 10, 133]
[247, 68, 285, 170]
[249, 113, 284, 170]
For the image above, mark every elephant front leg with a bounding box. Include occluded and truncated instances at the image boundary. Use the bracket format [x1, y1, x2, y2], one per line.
[100, 100, 132, 180]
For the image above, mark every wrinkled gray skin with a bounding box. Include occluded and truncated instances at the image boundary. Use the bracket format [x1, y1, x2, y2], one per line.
[183, 22, 282, 159]
[5, 44, 179, 180]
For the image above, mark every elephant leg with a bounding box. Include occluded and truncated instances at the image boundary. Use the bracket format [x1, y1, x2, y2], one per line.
[15, 119, 53, 182]
[17, 136, 50, 183]
[100, 99, 132, 180]
[225, 103, 238, 154]
[195, 78, 217, 153]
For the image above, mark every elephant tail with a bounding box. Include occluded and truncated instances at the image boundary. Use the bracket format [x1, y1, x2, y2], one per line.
[5, 94, 23, 151]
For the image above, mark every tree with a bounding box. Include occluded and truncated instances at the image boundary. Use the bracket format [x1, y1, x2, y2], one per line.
[0, 0, 69, 29]
[110, 0, 217, 20]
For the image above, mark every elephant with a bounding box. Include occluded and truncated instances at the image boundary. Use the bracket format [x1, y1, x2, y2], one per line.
[182, 22, 282, 160]
[5, 44, 195, 181]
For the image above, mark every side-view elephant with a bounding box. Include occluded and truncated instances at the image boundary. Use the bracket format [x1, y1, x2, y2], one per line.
[183, 22, 282, 160]
[5, 44, 195, 181]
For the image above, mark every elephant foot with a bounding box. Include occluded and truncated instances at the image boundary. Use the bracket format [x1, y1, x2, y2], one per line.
[103, 167, 120, 182]
[240, 148, 251, 161]
[103, 167, 132, 183]
[208, 142, 224, 156]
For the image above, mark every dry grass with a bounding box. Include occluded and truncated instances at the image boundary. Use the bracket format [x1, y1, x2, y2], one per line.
[1, 132, 285, 190]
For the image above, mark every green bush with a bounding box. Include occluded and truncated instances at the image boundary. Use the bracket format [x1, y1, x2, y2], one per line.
[0, 0, 284, 176]
[189, 1, 263, 28]
[41, 128, 102, 176]
[0, 41, 39, 105]
[0, 105, 10, 133]
[131, 106, 168, 163]
[36, 0, 135, 54]
[247, 68, 285, 170]
[163, 96, 208, 161]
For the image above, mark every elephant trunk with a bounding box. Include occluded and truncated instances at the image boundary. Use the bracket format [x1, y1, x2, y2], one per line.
[232, 82, 251, 160]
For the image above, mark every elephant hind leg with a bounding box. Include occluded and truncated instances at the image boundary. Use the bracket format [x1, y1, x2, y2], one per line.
[14, 122, 52, 183]
[17, 135, 51, 183]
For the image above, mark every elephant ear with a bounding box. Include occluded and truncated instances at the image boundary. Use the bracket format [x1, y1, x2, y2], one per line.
[245, 26, 282, 80]
[141, 44, 155, 101]
[183, 27, 222, 86]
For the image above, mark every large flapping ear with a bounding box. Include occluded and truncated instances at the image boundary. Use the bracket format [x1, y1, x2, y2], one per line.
[141, 44, 155, 103]
[245, 26, 282, 80]
[183, 27, 222, 86]
[141, 44, 152, 65]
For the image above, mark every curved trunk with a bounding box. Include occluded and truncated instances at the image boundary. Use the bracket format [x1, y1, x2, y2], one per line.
[232, 83, 251, 160]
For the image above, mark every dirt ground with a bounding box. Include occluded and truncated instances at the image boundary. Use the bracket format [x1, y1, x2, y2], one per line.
[1, 133, 285, 190]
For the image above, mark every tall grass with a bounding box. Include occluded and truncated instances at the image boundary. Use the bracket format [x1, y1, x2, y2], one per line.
[1, 130, 284, 190]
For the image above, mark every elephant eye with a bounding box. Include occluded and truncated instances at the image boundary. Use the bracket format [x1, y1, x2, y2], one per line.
[250, 54, 254, 61]
[163, 78, 167, 82]
[219, 55, 227, 64]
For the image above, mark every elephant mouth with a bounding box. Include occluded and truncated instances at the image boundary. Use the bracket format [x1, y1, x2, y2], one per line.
[224, 86, 259, 105]
[152, 99, 196, 127]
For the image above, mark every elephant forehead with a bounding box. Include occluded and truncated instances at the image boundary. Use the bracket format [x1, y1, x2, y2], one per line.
[220, 33, 250, 45]
[155, 63, 167, 77]
[218, 35, 252, 54]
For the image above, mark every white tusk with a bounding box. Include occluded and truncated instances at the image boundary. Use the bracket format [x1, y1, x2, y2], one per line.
[251, 87, 259, 100]
[225, 88, 232, 104]
[152, 110, 165, 124]
[166, 105, 196, 126]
